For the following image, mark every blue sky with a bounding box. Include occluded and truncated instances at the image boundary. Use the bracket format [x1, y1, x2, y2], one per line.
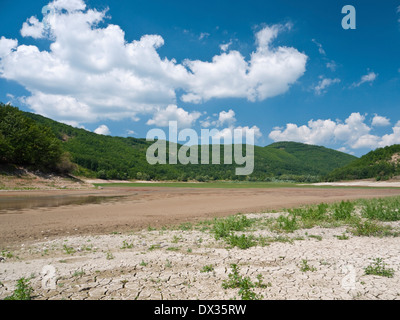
[1, 0, 400, 157]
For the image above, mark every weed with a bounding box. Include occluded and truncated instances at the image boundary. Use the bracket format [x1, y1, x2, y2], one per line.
[106, 252, 114, 260]
[139, 260, 148, 267]
[361, 198, 400, 221]
[121, 240, 133, 249]
[4, 278, 33, 300]
[226, 234, 256, 249]
[72, 269, 85, 277]
[335, 233, 349, 240]
[63, 245, 76, 255]
[212, 215, 254, 240]
[308, 234, 322, 241]
[332, 201, 354, 220]
[364, 258, 395, 278]
[1, 250, 13, 259]
[179, 222, 193, 231]
[166, 246, 180, 251]
[222, 264, 264, 300]
[299, 259, 317, 272]
[350, 220, 397, 237]
[148, 244, 161, 251]
[171, 235, 182, 243]
[275, 213, 298, 233]
[200, 265, 214, 273]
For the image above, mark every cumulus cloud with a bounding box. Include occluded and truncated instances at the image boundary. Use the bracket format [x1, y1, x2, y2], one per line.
[313, 77, 340, 95]
[146, 105, 201, 128]
[20, 17, 46, 39]
[94, 124, 111, 135]
[0, 1, 307, 127]
[217, 109, 236, 127]
[211, 125, 262, 144]
[372, 114, 391, 127]
[181, 23, 307, 103]
[269, 112, 400, 151]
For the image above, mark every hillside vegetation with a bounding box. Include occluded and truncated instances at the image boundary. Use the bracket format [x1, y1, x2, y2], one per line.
[0, 103, 75, 173]
[1, 104, 357, 182]
[326, 144, 400, 181]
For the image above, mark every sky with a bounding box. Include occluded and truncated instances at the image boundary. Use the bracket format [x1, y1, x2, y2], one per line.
[1, 0, 400, 157]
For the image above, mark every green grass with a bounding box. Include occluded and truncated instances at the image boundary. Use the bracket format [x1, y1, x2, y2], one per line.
[200, 265, 215, 273]
[349, 220, 398, 237]
[364, 258, 395, 278]
[63, 245, 76, 255]
[226, 234, 257, 249]
[299, 259, 317, 272]
[212, 214, 255, 240]
[222, 264, 265, 300]
[4, 277, 33, 300]
[360, 197, 400, 221]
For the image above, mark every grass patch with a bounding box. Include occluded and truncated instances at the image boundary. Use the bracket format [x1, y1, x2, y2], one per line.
[4, 277, 33, 300]
[121, 240, 133, 249]
[361, 197, 400, 221]
[63, 245, 76, 255]
[226, 234, 257, 249]
[299, 259, 317, 272]
[349, 220, 398, 237]
[212, 214, 255, 240]
[222, 264, 265, 300]
[364, 258, 395, 278]
[200, 265, 214, 273]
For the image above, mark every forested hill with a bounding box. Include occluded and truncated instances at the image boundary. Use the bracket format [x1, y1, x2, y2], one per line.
[266, 141, 357, 176]
[1, 104, 357, 182]
[326, 144, 400, 181]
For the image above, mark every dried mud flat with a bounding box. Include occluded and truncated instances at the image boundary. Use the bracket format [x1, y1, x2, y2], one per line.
[1, 186, 400, 300]
[1, 216, 400, 300]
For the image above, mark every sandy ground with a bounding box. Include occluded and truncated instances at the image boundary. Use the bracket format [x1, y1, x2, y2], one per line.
[1, 185, 400, 300]
[313, 181, 400, 187]
[2, 186, 400, 246]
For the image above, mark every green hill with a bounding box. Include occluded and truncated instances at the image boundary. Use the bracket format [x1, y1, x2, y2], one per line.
[325, 144, 400, 181]
[0, 104, 358, 182]
[267, 141, 357, 176]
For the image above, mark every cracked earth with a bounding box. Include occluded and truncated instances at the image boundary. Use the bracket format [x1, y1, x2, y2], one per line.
[1, 212, 400, 300]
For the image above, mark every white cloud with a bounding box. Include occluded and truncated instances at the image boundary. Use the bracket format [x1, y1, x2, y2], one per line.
[94, 124, 111, 135]
[398, 6, 400, 22]
[199, 32, 210, 40]
[371, 114, 391, 127]
[313, 77, 340, 95]
[0, 37, 17, 57]
[146, 105, 201, 128]
[311, 39, 326, 56]
[326, 61, 337, 71]
[269, 113, 400, 151]
[0, 1, 307, 127]
[219, 41, 232, 52]
[48, 0, 87, 12]
[351, 72, 378, 88]
[181, 24, 307, 103]
[20, 17, 46, 39]
[211, 125, 262, 143]
[218, 109, 236, 127]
